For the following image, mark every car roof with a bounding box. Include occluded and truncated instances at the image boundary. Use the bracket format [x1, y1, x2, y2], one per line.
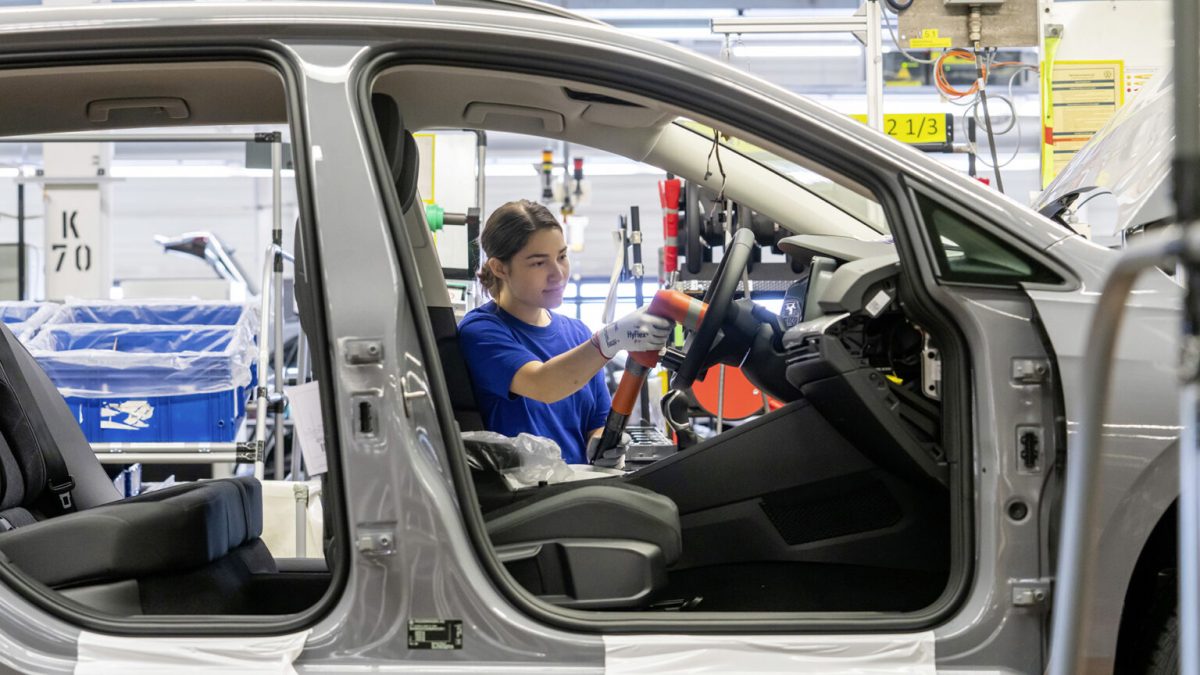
[0, 1, 1075, 251]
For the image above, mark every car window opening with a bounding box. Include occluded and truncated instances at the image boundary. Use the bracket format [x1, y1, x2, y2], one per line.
[368, 65, 960, 621]
[0, 59, 339, 625]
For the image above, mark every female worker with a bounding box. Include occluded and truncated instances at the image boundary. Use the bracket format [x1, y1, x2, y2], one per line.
[458, 200, 672, 465]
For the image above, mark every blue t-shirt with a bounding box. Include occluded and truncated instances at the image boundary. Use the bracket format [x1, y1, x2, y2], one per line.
[458, 301, 611, 464]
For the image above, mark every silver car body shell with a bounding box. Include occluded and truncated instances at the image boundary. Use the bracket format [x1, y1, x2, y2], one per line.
[0, 4, 1177, 674]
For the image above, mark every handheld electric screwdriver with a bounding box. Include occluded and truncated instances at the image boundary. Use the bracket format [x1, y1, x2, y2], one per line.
[592, 289, 709, 459]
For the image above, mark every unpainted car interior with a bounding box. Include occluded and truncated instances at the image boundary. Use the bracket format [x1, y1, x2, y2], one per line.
[372, 64, 960, 614]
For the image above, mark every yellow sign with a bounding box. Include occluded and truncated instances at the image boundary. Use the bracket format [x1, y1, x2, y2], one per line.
[1040, 59, 1124, 186]
[851, 113, 949, 145]
[910, 29, 952, 49]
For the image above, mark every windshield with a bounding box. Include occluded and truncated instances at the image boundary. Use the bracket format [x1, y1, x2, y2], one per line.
[676, 120, 889, 234]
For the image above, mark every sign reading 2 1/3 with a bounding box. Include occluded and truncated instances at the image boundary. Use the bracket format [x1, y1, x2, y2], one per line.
[52, 210, 92, 272]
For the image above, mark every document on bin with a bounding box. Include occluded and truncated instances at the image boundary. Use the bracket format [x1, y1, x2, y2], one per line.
[285, 381, 327, 476]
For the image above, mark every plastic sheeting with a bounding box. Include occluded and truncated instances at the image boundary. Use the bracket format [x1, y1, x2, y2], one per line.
[604, 632, 936, 674]
[1035, 68, 1173, 237]
[75, 630, 309, 674]
[0, 301, 57, 341]
[47, 298, 259, 331]
[462, 430, 575, 488]
[27, 315, 256, 398]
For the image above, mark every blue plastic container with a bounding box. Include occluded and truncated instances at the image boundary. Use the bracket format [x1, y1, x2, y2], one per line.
[28, 310, 256, 443]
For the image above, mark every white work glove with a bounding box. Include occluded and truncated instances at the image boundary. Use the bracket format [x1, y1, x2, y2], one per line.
[589, 307, 672, 360]
[586, 432, 631, 470]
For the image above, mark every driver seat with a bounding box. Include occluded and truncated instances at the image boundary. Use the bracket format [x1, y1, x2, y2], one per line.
[370, 92, 685, 609]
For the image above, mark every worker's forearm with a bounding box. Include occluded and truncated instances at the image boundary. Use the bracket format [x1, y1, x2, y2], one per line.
[510, 341, 608, 403]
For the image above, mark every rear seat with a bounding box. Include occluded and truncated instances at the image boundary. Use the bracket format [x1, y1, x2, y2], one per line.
[0, 477, 262, 588]
[0, 321, 267, 599]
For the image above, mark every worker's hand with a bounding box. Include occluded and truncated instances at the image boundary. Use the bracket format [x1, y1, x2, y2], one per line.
[590, 307, 672, 360]
[587, 432, 631, 469]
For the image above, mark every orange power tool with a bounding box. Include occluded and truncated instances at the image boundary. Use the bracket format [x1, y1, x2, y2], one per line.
[593, 289, 708, 457]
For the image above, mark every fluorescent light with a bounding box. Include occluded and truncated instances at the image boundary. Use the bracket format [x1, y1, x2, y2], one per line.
[485, 162, 662, 178]
[580, 9, 739, 20]
[623, 26, 720, 41]
[108, 165, 296, 179]
[732, 44, 862, 59]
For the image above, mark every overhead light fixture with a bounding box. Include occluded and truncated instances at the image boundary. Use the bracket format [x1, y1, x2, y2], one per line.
[578, 8, 739, 20]
[731, 44, 863, 59]
[107, 165, 296, 179]
[623, 27, 720, 41]
[485, 162, 662, 178]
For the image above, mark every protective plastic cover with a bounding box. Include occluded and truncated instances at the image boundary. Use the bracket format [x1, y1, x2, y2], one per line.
[0, 301, 57, 341]
[604, 631, 936, 674]
[462, 430, 575, 488]
[76, 630, 309, 674]
[46, 298, 258, 329]
[26, 312, 256, 397]
[1035, 68, 1173, 236]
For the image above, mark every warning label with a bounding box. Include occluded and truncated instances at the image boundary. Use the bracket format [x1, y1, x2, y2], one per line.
[1043, 60, 1125, 182]
[408, 619, 463, 650]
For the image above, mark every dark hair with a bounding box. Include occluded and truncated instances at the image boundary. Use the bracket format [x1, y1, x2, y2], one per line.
[478, 199, 562, 295]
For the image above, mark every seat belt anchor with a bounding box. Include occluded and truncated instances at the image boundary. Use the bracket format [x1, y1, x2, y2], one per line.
[48, 476, 75, 509]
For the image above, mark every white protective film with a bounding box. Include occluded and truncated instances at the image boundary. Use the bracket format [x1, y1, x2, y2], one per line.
[604, 631, 936, 674]
[76, 631, 309, 674]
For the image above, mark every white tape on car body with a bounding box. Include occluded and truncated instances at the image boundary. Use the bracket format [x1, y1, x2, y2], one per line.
[76, 630, 309, 674]
[604, 631, 936, 674]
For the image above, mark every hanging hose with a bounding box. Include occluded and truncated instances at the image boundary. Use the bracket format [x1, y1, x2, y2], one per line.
[975, 49, 1005, 193]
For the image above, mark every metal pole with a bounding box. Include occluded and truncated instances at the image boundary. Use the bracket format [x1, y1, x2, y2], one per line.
[291, 331, 309, 482]
[716, 365, 726, 434]
[293, 482, 308, 558]
[1175, 0, 1200, 671]
[0, 133, 266, 143]
[271, 140, 285, 482]
[16, 183, 24, 301]
[1046, 232, 1185, 675]
[1182, 373, 1200, 675]
[865, 0, 884, 131]
[253, 245, 294, 481]
[475, 130, 487, 213]
[255, 248, 274, 481]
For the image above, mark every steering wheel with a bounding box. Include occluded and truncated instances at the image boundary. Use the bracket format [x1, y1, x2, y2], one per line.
[671, 227, 756, 390]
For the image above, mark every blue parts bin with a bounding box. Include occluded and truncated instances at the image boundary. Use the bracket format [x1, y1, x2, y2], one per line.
[0, 302, 57, 342]
[27, 301, 258, 443]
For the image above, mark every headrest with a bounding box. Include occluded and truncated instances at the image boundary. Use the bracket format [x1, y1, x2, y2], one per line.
[370, 93, 420, 212]
[398, 130, 419, 212]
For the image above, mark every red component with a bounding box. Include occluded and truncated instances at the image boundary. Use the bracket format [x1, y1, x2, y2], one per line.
[975, 176, 991, 186]
[692, 366, 782, 421]
[658, 178, 681, 208]
[663, 212, 679, 273]
[658, 178, 682, 274]
[1043, 126, 1054, 146]
[611, 361, 649, 416]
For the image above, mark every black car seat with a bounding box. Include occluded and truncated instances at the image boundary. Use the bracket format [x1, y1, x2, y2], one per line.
[367, 92, 682, 608]
[0, 322, 278, 614]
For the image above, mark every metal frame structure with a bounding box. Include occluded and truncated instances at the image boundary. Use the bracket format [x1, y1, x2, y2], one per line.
[711, 4, 885, 131]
